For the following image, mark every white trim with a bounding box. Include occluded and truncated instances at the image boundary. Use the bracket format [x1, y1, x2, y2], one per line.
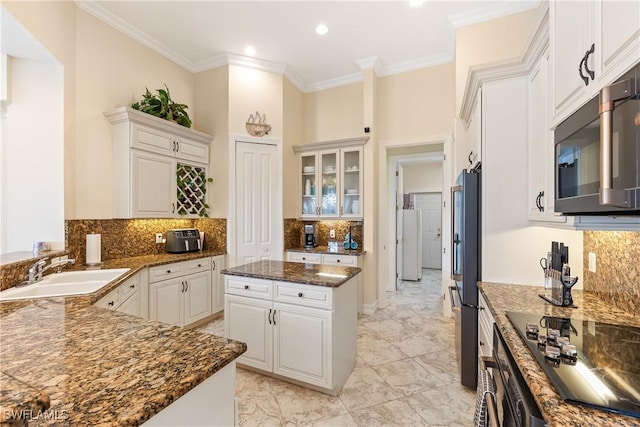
[362, 301, 378, 316]
[459, 2, 549, 124]
[449, 1, 540, 28]
[356, 56, 382, 75]
[377, 54, 453, 78]
[292, 136, 369, 153]
[227, 134, 283, 268]
[305, 72, 364, 93]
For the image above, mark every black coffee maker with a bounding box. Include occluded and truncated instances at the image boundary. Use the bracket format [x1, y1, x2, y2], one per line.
[304, 224, 317, 248]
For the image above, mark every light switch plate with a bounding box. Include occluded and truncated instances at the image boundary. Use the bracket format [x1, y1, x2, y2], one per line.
[155, 233, 163, 244]
[329, 229, 335, 238]
[588, 252, 596, 272]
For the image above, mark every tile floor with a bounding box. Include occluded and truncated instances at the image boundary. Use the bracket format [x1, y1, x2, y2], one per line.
[197, 269, 476, 426]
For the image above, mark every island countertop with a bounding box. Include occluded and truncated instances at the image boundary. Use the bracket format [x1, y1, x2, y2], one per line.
[0, 250, 245, 426]
[479, 282, 640, 427]
[221, 260, 361, 287]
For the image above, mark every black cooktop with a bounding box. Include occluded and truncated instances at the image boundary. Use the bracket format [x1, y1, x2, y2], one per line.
[507, 311, 640, 419]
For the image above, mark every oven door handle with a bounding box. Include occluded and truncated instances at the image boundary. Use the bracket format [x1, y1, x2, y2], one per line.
[479, 356, 500, 427]
[599, 78, 638, 209]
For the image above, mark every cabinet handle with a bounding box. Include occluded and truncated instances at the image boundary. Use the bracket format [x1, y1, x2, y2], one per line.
[340, 206, 343, 215]
[181, 281, 185, 292]
[172, 203, 175, 213]
[176, 141, 180, 152]
[584, 43, 595, 81]
[108, 301, 114, 306]
[244, 284, 249, 290]
[129, 284, 135, 289]
[536, 191, 544, 212]
[298, 292, 303, 298]
[268, 308, 272, 325]
[172, 141, 176, 152]
[272, 309, 276, 326]
[212, 260, 216, 270]
[480, 341, 485, 347]
[185, 281, 188, 292]
[579, 54, 590, 86]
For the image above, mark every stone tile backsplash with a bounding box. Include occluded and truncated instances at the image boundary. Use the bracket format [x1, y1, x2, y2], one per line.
[583, 231, 640, 316]
[283, 219, 364, 249]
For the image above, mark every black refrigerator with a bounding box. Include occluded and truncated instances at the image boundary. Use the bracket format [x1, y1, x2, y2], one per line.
[450, 166, 481, 389]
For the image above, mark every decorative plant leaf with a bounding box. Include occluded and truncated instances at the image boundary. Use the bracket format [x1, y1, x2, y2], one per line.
[131, 84, 192, 128]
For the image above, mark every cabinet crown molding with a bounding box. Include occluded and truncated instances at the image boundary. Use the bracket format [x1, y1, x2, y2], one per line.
[105, 106, 213, 145]
[292, 136, 369, 153]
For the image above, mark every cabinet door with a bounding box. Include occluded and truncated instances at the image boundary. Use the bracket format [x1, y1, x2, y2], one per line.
[149, 279, 183, 326]
[175, 137, 209, 164]
[341, 148, 363, 218]
[132, 150, 175, 217]
[117, 293, 140, 317]
[596, 0, 640, 85]
[131, 124, 175, 156]
[273, 302, 331, 388]
[211, 255, 225, 314]
[176, 163, 210, 217]
[319, 150, 339, 217]
[225, 295, 273, 371]
[184, 271, 212, 326]
[300, 153, 319, 217]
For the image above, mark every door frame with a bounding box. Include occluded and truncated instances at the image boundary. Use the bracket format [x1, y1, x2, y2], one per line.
[412, 192, 443, 269]
[386, 150, 443, 292]
[228, 134, 283, 268]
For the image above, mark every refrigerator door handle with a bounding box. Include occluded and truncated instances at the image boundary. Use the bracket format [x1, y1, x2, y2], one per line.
[448, 286, 457, 309]
[450, 184, 463, 281]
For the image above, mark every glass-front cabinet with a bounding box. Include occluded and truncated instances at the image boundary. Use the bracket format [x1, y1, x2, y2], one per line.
[295, 137, 367, 219]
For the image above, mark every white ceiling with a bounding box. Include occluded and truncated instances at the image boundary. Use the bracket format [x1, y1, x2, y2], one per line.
[76, 1, 538, 93]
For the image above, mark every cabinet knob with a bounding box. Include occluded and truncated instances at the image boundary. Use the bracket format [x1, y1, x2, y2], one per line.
[198, 263, 202, 267]
[244, 285, 249, 290]
[129, 284, 135, 289]
[108, 301, 114, 306]
[302, 257, 306, 260]
[480, 341, 485, 347]
[298, 292, 303, 298]
[336, 259, 340, 263]
[167, 270, 171, 274]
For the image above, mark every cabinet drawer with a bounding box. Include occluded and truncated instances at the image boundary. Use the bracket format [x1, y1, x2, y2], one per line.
[274, 281, 333, 309]
[287, 252, 321, 264]
[184, 257, 211, 273]
[119, 276, 139, 301]
[131, 123, 174, 155]
[149, 262, 184, 283]
[322, 254, 357, 266]
[96, 286, 121, 309]
[225, 276, 273, 300]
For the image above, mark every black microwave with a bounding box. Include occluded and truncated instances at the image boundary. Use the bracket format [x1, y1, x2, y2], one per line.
[554, 62, 639, 215]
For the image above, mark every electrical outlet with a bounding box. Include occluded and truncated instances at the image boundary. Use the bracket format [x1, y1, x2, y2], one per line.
[588, 252, 596, 272]
[155, 233, 163, 244]
[330, 229, 335, 238]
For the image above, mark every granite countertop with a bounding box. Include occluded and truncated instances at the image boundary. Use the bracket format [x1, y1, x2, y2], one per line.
[479, 282, 640, 427]
[286, 246, 365, 256]
[0, 250, 246, 426]
[222, 260, 361, 287]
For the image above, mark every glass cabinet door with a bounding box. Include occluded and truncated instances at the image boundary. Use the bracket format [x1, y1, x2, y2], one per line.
[320, 151, 338, 216]
[300, 154, 318, 217]
[341, 148, 362, 217]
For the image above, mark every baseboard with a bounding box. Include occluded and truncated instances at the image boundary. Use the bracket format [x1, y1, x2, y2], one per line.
[362, 300, 378, 315]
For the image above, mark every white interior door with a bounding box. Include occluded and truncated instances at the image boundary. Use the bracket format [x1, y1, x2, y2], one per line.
[236, 141, 279, 265]
[414, 193, 442, 269]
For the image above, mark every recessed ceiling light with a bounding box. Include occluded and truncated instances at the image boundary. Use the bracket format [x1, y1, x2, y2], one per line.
[316, 23, 328, 35]
[409, 0, 425, 6]
[244, 46, 256, 56]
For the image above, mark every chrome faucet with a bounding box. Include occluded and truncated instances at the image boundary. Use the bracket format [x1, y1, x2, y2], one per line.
[25, 257, 76, 284]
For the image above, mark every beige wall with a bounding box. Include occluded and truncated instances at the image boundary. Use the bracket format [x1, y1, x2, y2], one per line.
[377, 63, 455, 144]
[403, 162, 443, 193]
[74, 8, 195, 219]
[455, 9, 538, 114]
[283, 78, 304, 218]
[195, 66, 230, 218]
[303, 83, 364, 143]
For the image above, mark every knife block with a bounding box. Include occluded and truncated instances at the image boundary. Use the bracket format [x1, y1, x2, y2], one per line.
[540, 271, 578, 308]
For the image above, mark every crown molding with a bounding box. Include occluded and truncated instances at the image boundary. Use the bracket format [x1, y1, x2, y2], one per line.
[458, 2, 549, 124]
[292, 136, 369, 153]
[449, 1, 540, 28]
[305, 72, 364, 93]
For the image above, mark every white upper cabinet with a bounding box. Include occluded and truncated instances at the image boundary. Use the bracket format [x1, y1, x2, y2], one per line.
[294, 137, 368, 220]
[550, 0, 640, 127]
[105, 107, 213, 218]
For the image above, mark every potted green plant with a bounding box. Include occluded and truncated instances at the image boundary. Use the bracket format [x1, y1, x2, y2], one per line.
[131, 84, 192, 128]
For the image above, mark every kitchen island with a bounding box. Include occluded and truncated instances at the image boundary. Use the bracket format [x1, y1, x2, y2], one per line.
[222, 260, 360, 395]
[480, 282, 640, 427]
[0, 251, 246, 426]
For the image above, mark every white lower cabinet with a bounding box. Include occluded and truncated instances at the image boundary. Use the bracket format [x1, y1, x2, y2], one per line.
[286, 251, 364, 314]
[224, 275, 357, 395]
[211, 254, 226, 315]
[96, 273, 145, 318]
[149, 257, 212, 327]
[478, 292, 495, 361]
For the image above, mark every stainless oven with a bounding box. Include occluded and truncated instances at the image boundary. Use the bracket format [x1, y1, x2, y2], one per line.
[554, 62, 639, 215]
[478, 325, 546, 427]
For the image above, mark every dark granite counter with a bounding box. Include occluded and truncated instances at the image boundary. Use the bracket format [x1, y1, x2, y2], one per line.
[222, 260, 361, 287]
[286, 246, 365, 256]
[0, 250, 245, 426]
[479, 282, 640, 427]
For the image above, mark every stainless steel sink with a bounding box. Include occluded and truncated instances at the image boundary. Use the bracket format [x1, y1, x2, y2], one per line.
[0, 268, 130, 301]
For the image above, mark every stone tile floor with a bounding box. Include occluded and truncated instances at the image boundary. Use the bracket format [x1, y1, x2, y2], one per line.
[197, 269, 476, 426]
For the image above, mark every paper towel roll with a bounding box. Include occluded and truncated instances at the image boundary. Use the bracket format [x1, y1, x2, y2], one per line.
[86, 233, 101, 265]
